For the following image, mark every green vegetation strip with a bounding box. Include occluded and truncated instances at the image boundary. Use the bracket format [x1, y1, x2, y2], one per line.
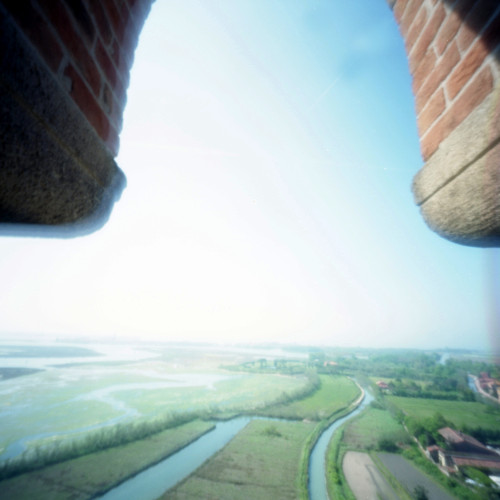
[0, 408, 214, 480]
[325, 424, 356, 500]
[295, 376, 361, 499]
[161, 420, 315, 500]
[312, 386, 365, 500]
[258, 374, 359, 420]
[0, 420, 214, 500]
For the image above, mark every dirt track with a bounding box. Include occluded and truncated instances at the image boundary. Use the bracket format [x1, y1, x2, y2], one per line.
[343, 451, 400, 500]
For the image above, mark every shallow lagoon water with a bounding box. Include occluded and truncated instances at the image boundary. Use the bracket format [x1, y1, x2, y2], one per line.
[0, 372, 239, 460]
[0, 342, 160, 369]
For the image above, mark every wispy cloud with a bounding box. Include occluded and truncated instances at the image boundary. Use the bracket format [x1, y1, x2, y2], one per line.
[308, 77, 339, 111]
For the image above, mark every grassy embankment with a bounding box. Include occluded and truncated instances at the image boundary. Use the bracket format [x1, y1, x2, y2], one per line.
[258, 374, 361, 498]
[325, 404, 410, 499]
[0, 419, 214, 500]
[119, 373, 315, 416]
[163, 374, 361, 500]
[257, 374, 360, 420]
[0, 408, 213, 481]
[295, 376, 361, 499]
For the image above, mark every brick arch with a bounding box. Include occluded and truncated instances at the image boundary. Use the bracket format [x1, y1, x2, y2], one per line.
[390, 0, 500, 246]
[0, 0, 154, 234]
[0, 0, 499, 244]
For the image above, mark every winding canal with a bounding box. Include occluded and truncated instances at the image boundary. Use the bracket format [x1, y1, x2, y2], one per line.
[98, 417, 251, 500]
[98, 385, 372, 500]
[308, 389, 373, 500]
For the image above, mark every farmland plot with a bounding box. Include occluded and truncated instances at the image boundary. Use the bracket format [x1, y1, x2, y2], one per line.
[343, 451, 399, 500]
[386, 397, 500, 431]
[378, 453, 457, 500]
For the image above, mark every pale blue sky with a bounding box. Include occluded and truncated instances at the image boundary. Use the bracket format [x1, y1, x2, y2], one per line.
[0, 0, 497, 352]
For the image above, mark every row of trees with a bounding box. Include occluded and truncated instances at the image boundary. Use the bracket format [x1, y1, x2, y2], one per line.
[0, 408, 211, 480]
[316, 350, 500, 404]
[328, 350, 497, 385]
[225, 357, 309, 375]
[384, 378, 475, 401]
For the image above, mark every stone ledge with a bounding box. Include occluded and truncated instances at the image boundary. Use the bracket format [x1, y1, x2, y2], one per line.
[419, 140, 500, 246]
[0, 4, 125, 235]
[412, 84, 500, 246]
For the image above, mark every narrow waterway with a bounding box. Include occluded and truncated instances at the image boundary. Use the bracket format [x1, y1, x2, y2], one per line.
[97, 417, 251, 500]
[308, 389, 374, 500]
[97, 387, 372, 500]
[468, 374, 479, 393]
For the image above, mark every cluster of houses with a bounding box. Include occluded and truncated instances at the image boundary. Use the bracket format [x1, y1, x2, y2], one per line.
[376, 380, 389, 391]
[426, 427, 500, 477]
[374, 376, 500, 484]
[477, 372, 500, 401]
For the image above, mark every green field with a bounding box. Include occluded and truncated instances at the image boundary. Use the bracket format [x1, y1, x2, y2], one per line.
[342, 407, 409, 450]
[259, 375, 360, 420]
[0, 419, 214, 500]
[387, 396, 500, 430]
[162, 419, 316, 500]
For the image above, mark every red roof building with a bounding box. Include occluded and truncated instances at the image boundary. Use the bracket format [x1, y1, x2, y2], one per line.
[428, 428, 500, 474]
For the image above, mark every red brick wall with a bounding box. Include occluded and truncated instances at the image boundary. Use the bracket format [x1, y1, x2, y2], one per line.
[392, 0, 500, 161]
[1, 0, 153, 156]
[3, 1, 499, 167]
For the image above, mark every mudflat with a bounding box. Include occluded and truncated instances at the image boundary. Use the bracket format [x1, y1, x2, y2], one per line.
[343, 450, 400, 500]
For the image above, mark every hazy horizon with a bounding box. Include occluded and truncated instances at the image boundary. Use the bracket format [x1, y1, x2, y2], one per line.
[0, 332, 493, 355]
